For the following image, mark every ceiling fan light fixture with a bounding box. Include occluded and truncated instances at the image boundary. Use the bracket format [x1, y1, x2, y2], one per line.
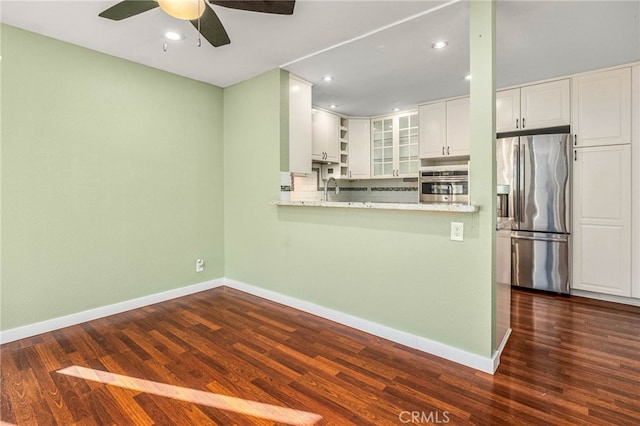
[157, 0, 205, 20]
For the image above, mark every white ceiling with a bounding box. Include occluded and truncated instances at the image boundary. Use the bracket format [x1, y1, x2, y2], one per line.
[2, 0, 639, 117]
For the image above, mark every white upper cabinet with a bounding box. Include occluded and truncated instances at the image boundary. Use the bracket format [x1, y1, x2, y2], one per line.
[419, 97, 470, 159]
[347, 119, 370, 179]
[418, 102, 446, 158]
[288, 74, 312, 174]
[446, 97, 471, 157]
[495, 88, 520, 134]
[572, 67, 631, 147]
[372, 112, 419, 177]
[312, 109, 340, 163]
[496, 79, 570, 133]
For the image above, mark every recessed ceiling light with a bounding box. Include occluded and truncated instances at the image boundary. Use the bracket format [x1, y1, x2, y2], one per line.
[329, 104, 338, 109]
[165, 31, 183, 41]
[323, 76, 334, 82]
[392, 107, 401, 112]
[432, 40, 448, 49]
[465, 74, 472, 81]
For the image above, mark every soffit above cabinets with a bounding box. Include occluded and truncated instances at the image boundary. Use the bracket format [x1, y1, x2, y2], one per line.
[2, 1, 639, 117]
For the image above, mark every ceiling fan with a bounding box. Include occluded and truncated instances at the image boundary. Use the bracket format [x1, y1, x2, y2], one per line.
[98, 0, 296, 48]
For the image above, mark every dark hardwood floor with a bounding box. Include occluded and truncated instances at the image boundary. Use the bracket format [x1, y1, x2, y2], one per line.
[2, 286, 639, 425]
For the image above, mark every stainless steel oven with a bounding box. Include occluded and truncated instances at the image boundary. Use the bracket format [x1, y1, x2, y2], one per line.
[419, 165, 469, 203]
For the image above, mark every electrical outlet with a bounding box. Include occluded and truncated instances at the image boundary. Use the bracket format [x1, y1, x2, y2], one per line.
[451, 222, 464, 241]
[195, 259, 204, 272]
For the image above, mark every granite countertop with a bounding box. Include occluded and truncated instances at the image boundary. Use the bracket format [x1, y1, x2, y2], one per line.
[272, 200, 479, 213]
[496, 217, 514, 230]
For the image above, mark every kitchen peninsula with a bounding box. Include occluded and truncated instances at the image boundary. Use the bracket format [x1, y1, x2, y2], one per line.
[272, 200, 478, 213]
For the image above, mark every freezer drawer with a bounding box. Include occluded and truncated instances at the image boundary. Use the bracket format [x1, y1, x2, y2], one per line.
[511, 232, 570, 294]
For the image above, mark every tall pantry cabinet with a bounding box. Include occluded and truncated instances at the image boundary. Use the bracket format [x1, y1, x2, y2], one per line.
[571, 67, 633, 297]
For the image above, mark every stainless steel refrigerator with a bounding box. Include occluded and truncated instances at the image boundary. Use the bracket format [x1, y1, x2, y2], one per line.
[496, 129, 571, 294]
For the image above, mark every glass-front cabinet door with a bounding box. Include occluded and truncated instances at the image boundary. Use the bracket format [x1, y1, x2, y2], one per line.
[371, 112, 419, 178]
[372, 118, 394, 177]
[398, 114, 419, 175]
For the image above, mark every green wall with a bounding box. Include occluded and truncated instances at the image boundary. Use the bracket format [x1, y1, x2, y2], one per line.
[223, 68, 494, 357]
[2, 3, 497, 360]
[1, 25, 225, 330]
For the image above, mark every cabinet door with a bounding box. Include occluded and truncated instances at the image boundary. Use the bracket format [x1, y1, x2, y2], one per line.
[311, 109, 327, 161]
[325, 113, 340, 163]
[520, 79, 570, 130]
[419, 102, 446, 158]
[496, 88, 520, 133]
[397, 113, 419, 176]
[372, 118, 394, 177]
[347, 119, 370, 179]
[312, 109, 339, 162]
[288, 75, 312, 174]
[446, 97, 470, 157]
[572, 68, 631, 147]
[572, 145, 631, 296]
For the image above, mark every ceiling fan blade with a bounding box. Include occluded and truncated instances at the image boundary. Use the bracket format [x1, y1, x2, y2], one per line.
[191, 6, 231, 47]
[99, 1, 159, 21]
[209, 1, 295, 15]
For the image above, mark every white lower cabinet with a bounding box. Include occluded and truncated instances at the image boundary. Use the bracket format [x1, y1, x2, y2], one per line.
[347, 119, 370, 179]
[496, 229, 511, 350]
[572, 144, 631, 296]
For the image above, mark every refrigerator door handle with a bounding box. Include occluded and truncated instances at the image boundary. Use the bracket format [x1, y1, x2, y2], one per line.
[511, 235, 568, 243]
[518, 140, 525, 227]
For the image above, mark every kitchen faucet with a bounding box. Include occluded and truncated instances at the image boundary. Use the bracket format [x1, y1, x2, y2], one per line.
[323, 177, 339, 202]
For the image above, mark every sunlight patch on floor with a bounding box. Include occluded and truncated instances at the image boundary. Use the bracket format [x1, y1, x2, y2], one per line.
[57, 366, 322, 425]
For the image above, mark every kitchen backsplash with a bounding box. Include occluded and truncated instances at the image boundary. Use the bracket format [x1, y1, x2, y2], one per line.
[280, 170, 419, 203]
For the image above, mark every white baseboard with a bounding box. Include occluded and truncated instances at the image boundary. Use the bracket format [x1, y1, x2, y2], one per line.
[1, 277, 504, 374]
[0, 278, 225, 344]
[224, 278, 500, 374]
[570, 289, 640, 307]
[492, 328, 512, 372]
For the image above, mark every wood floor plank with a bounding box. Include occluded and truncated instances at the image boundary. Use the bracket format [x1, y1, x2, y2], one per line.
[2, 286, 639, 425]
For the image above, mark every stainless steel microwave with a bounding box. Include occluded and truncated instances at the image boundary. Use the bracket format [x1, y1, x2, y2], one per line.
[419, 165, 469, 203]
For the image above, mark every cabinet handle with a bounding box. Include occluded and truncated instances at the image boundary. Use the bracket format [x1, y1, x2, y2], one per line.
[516, 119, 519, 129]
[442, 146, 445, 156]
[447, 146, 450, 155]
[574, 134, 577, 146]
[574, 150, 577, 162]
[522, 118, 525, 128]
